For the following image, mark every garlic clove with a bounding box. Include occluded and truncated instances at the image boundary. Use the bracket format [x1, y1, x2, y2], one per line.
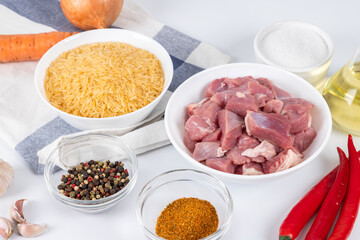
[9, 199, 27, 224]
[17, 223, 47, 238]
[0, 217, 13, 240]
[0, 158, 14, 197]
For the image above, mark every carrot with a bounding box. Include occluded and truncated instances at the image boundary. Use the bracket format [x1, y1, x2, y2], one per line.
[0, 31, 78, 63]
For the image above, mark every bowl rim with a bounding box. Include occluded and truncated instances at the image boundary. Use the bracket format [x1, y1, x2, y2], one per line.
[43, 133, 138, 206]
[254, 20, 334, 73]
[136, 168, 234, 240]
[164, 62, 333, 181]
[34, 28, 173, 121]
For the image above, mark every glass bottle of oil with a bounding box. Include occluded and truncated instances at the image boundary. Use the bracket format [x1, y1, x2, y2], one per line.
[322, 49, 360, 136]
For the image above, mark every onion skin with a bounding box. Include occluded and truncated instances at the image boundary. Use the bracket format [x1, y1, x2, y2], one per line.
[60, 0, 124, 30]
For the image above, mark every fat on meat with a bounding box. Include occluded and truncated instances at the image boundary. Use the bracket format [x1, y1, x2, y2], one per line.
[227, 146, 251, 165]
[185, 115, 216, 141]
[218, 109, 243, 151]
[248, 81, 275, 103]
[262, 149, 303, 174]
[281, 98, 314, 114]
[223, 76, 258, 89]
[241, 140, 277, 160]
[293, 127, 317, 152]
[206, 157, 235, 173]
[245, 111, 294, 149]
[272, 85, 292, 99]
[237, 162, 264, 175]
[192, 141, 226, 161]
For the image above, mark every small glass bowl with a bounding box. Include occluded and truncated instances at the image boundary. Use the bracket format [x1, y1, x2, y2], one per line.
[136, 169, 233, 240]
[44, 133, 138, 213]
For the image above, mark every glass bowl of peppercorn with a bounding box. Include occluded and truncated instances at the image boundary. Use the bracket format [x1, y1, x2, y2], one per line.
[136, 169, 233, 240]
[44, 133, 138, 213]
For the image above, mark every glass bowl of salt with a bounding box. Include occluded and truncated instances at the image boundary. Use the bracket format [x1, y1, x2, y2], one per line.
[254, 20, 334, 91]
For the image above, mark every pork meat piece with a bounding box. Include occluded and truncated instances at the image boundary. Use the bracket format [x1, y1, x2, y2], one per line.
[203, 128, 222, 142]
[287, 111, 312, 134]
[205, 78, 228, 97]
[238, 162, 264, 175]
[245, 111, 294, 149]
[186, 98, 209, 117]
[206, 157, 235, 173]
[238, 134, 260, 150]
[281, 98, 314, 114]
[272, 85, 292, 99]
[210, 90, 237, 107]
[262, 149, 303, 174]
[241, 140, 277, 160]
[227, 146, 251, 165]
[263, 99, 284, 113]
[248, 81, 275, 107]
[218, 110, 243, 151]
[225, 93, 258, 118]
[184, 130, 197, 152]
[293, 127, 317, 152]
[185, 115, 216, 141]
[192, 99, 222, 124]
[192, 142, 226, 161]
[223, 76, 258, 89]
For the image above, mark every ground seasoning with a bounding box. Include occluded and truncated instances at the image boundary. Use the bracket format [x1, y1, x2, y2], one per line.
[57, 160, 130, 200]
[155, 197, 219, 240]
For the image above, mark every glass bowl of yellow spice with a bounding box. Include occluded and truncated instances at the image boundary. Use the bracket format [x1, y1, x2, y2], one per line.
[136, 169, 233, 240]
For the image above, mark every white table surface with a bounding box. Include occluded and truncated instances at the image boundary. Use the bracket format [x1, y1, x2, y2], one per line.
[1, 0, 360, 239]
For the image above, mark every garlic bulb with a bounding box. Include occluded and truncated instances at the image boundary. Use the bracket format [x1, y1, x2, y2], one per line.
[0, 217, 13, 240]
[0, 158, 14, 197]
[17, 223, 47, 238]
[10, 199, 26, 223]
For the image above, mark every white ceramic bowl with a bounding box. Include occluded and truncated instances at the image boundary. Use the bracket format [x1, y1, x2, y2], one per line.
[164, 63, 332, 183]
[35, 29, 173, 130]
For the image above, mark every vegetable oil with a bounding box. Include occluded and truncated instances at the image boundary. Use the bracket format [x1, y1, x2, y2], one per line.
[322, 60, 360, 136]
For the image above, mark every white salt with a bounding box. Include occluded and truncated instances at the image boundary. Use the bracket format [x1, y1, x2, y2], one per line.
[259, 25, 329, 69]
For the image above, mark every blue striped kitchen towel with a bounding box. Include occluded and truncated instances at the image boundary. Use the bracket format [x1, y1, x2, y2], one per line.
[0, 0, 231, 174]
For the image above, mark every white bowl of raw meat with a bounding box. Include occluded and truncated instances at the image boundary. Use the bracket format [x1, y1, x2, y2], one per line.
[164, 63, 332, 183]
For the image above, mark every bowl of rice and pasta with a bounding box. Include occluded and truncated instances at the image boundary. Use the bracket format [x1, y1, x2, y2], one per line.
[35, 29, 173, 130]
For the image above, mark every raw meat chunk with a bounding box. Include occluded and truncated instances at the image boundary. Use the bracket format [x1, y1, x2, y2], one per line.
[210, 90, 237, 107]
[224, 76, 258, 89]
[218, 110, 243, 150]
[248, 81, 275, 100]
[293, 127, 317, 152]
[193, 142, 225, 161]
[186, 98, 209, 117]
[263, 99, 283, 113]
[287, 111, 312, 134]
[193, 99, 222, 123]
[240, 162, 264, 175]
[227, 146, 251, 165]
[205, 78, 228, 97]
[281, 98, 314, 114]
[245, 111, 293, 149]
[184, 130, 197, 152]
[225, 93, 258, 118]
[262, 149, 303, 174]
[203, 128, 222, 142]
[206, 157, 235, 173]
[185, 115, 216, 141]
[238, 134, 260, 150]
[272, 85, 292, 99]
[241, 140, 276, 160]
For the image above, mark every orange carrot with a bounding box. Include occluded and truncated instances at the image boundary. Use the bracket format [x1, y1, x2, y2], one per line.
[0, 31, 78, 63]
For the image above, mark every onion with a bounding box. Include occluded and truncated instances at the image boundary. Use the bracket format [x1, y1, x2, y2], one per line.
[60, 0, 124, 30]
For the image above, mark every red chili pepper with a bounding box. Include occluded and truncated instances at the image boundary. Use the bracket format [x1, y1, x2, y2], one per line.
[71, 184, 76, 188]
[87, 176, 93, 182]
[114, 175, 119, 178]
[305, 147, 349, 240]
[279, 166, 338, 240]
[68, 177, 72, 181]
[77, 194, 80, 198]
[66, 181, 70, 185]
[84, 163, 88, 166]
[101, 168, 104, 172]
[328, 135, 360, 240]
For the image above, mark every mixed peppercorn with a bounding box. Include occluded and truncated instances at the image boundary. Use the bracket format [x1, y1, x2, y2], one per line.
[57, 160, 130, 200]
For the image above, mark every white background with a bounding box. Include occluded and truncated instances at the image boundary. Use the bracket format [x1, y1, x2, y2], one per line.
[1, 0, 360, 239]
